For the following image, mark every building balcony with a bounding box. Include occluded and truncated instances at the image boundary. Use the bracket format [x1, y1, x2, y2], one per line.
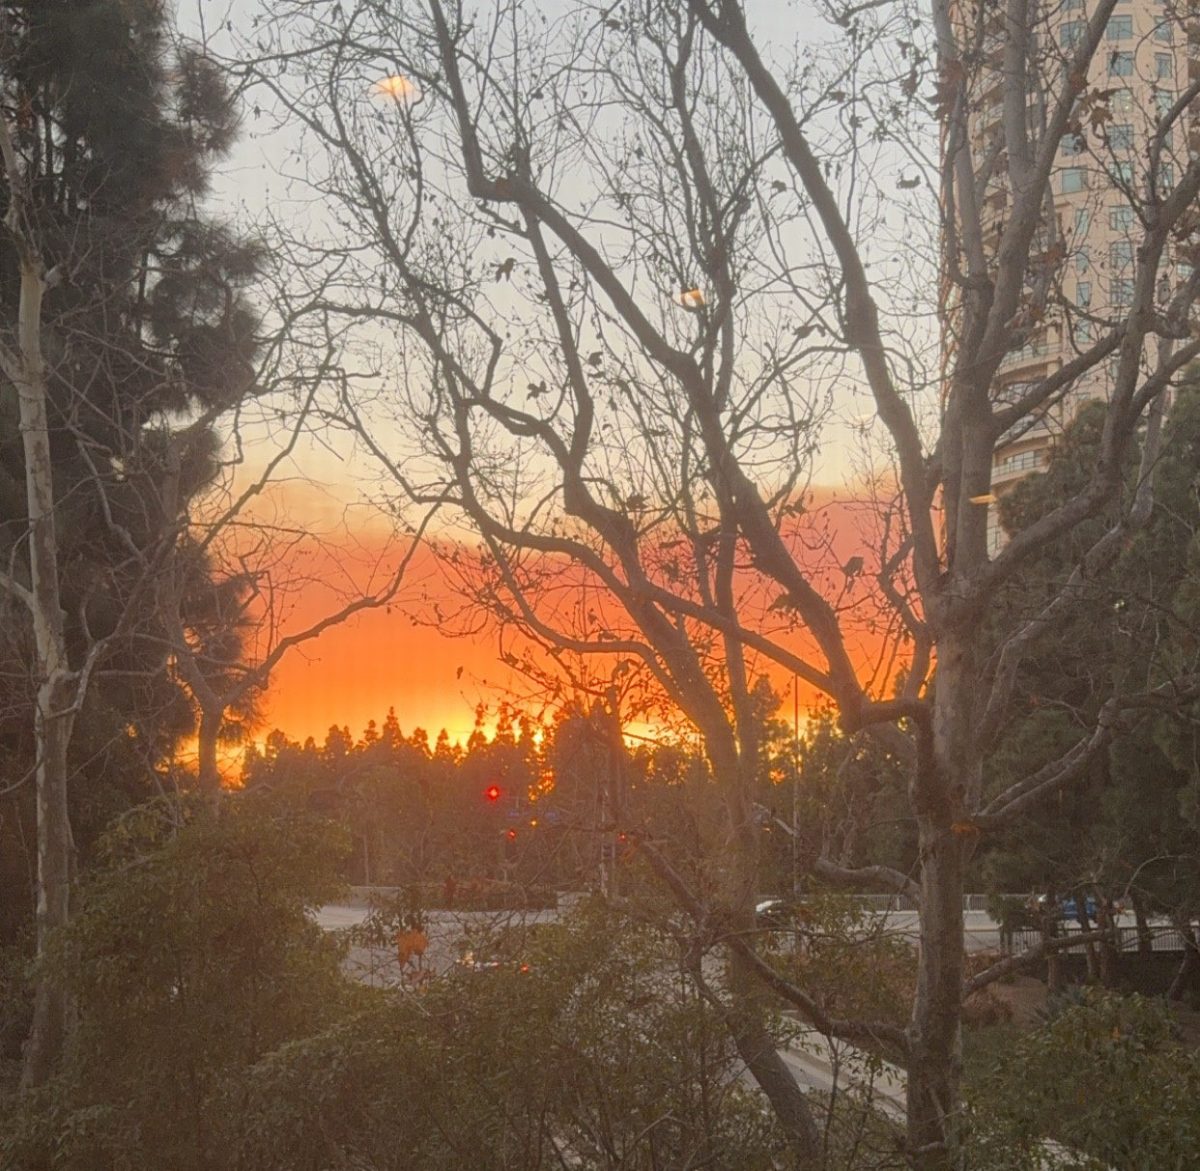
[998, 340, 1053, 372]
[991, 445, 1049, 486]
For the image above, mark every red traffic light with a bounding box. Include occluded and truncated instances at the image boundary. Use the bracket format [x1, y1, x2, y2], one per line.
[505, 828, 517, 842]
[485, 784, 501, 802]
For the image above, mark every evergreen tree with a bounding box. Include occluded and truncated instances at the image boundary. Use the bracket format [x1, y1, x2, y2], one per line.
[981, 389, 1200, 951]
[0, 0, 263, 1080]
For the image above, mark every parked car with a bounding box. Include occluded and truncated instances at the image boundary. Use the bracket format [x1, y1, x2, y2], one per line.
[755, 897, 797, 928]
[1035, 893, 1099, 922]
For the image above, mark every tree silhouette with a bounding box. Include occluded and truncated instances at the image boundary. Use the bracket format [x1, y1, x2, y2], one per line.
[244, 0, 1200, 1163]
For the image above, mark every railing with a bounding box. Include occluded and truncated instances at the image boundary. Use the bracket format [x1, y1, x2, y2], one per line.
[995, 449, 1045, 475]
[1005, 925, 1192, 954]
[999, 340, 1051, 367]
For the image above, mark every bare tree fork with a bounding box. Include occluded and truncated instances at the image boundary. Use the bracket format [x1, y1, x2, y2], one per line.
[684, 0, 940, 597]
[758, 801, 921, 902]
[811, 858, 921, 906]
[426, 2, 879, 722]
[678, 942, 827, 1165]
[979, 673, 1200, 828]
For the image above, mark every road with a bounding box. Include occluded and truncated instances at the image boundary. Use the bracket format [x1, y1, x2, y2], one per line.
[314, 902, 1173, 987]
[314, 903, 562, 986]
[316, 902, 1114, 1168]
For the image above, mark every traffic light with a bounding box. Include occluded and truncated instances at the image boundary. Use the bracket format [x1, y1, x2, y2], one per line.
[485, 783, 501, 802]
[505, 828, 517, 842]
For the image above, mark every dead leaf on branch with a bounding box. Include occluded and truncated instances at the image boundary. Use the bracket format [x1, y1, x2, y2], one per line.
[928, 58, 965, 121]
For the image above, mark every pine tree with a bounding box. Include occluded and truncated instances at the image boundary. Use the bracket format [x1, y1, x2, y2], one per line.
[0, 0, 263, 1083]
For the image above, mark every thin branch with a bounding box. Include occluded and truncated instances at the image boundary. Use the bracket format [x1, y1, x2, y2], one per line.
[964, 929, 1112, 997]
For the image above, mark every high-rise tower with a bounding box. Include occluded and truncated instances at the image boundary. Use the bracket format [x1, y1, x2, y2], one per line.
[943, 0, 1195, 550]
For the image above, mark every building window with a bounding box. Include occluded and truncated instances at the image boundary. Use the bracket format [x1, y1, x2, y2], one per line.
[1108, 123, 1134, 150]
[1076, 248, 1091, 273]
[1062, 132, 1086, 155]
[1109, 160, 1134, 185]
[1112, 277, 1134, 306]
[1109, 205, 1135, 231]
[1077, 279, 1092, 307]
[1152, 90, 1175, 126]
[1109, 51, 1134, 76]
[1109, 240, 1134, 269]
[1155, 53, 1174, 78]
[1159, 162, 1175, 193]
[1111, 89, 1135, 115]
[1074, 207, 1091, 235]
[1063, 19, 1088, 47]
[1179, 261, 1195, 282]
[1062, 166, 1088, 193]
[1107, 15, 1133, 38]
[1154, 21, 1173, 43]
[1073, 318, 1093, 344]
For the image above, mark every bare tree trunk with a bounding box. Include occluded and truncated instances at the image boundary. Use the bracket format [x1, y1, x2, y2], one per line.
[906, 648, 970, 1171]
[1094, 896, 1117, 988]
[727, 993, 823, 1167]
[196, 706, 223, 798]
[720, 751, 824, 1169]
[21, 691, 72, 1089]
[1043, 907, 1063, 996]
[906, 812, 965, 1170]
[1167, 923, 1198, 1002]
[1078, 902, 1101, 983]
[10, 246, 76, 1090]
[1131, 891, 1153, 956]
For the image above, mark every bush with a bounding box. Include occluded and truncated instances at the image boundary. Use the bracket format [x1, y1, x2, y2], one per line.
[0, 796, 352, 1171]
[233, 900, 790, 1171]
[965, 988, 1200, 1170]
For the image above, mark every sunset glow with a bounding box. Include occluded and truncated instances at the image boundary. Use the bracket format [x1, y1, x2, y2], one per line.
[372, 74, 419, 101]
[245, 481, 901, 754]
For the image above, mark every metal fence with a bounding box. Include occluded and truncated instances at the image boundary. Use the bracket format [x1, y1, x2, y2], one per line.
[1006, 925, 1191, 955]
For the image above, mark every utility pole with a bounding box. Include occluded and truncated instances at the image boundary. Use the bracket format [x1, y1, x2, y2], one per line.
[792, 675, 801, 898]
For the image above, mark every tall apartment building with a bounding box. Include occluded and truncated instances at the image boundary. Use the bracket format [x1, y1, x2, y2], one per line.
[947, 0, 1194, 551]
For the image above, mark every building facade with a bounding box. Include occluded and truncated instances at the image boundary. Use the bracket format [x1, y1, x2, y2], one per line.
[946, 0, 1194, 550]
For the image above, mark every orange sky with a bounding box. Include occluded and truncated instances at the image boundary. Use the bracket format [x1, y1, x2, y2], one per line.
[261, 604, 512, 745]
[226, 480, 516, 745]
[242, 476, 910, 749]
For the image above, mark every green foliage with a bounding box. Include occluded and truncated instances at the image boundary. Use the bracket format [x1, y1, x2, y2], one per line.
[0, 799, 350, 1171]
[762, 895, 916, 1029]
[233, 900, 788, 1171]
[4, 857, 808, 1170]
[966, 989, 1200, 1170]
[793, 711, 913, 880]
[980, 387, 1200, 921]
[0, 0, 269, 945]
